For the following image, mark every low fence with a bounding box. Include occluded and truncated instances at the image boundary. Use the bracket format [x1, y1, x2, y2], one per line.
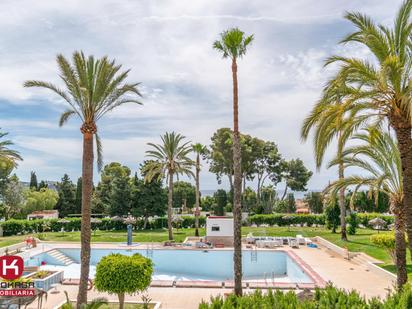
[313, 237, 355, 258]
[0, 242, 27, 255]
[314, 236, 396, 284]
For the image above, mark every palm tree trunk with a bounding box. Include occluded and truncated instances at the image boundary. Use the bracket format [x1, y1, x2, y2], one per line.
[228, 175, 233, 192]
[394, 125, 412, 263]
[281, 184, 288, 200]
[391, 200, 407, 288]
[76, 132, 93, 308]
[232, 58, 243, 296]
[167, 172, 174, 241]
[242, 175, 247, 212]
[195, 154, 200, 237]
[338, 160, 347, 241]
[143, 214, 149, 230]
[256, 175, 262, 207]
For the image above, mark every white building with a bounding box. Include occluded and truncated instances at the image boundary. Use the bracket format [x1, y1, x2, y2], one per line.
[205, 216, 234, 247]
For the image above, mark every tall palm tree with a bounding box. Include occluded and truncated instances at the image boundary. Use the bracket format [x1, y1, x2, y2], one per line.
[143, 132, 193, 240]
[301, 85, 364, 241]
[192, 143, 207, 237]
[0, 130, 22, 167]
[24, 51, 142, 307]
[325, 129, 407, 287]
[213, 27, 254, 296]
[323, 0, 412, 255]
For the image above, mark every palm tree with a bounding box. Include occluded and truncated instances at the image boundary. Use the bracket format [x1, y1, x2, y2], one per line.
[323, 0, 412, 255]
[301, 85, 364, 241]
[24, 51, 142, 307]
[213, 27, 254, 296]
[192, 143, 207, 237]
[325, 129, 407, 287]
[143, 132, 193, 240]
[0, 130, 22, 167]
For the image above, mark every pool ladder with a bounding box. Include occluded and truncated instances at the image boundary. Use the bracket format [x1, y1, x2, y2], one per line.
[264, 272, 276, 285]
[146, 243, 154, 258]
[251, 247, 258, 263]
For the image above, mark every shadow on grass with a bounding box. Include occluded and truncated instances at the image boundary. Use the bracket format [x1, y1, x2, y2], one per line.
[381, 264, 412, 276]
[345, 239, 381, 248]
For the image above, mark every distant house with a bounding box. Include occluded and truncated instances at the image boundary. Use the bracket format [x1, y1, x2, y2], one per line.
[205, 216, 234, 247]
[27, 210, 59, 220]
[295, 199, 310, 214]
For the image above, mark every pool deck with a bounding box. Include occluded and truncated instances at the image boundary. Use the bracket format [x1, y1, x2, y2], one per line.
[25, 241, 395, 309]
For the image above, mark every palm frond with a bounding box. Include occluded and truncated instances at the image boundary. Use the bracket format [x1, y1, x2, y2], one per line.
[25, 51, 142, 170]
[59, 110, 76, 127]
[213, 28, 254, 59]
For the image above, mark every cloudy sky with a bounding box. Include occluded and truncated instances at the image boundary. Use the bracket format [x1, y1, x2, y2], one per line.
[0, 0, 402, 191]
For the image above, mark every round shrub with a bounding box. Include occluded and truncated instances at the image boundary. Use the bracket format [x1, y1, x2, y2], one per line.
[94, 253, 153, 309]
[370, 234, 395, 263]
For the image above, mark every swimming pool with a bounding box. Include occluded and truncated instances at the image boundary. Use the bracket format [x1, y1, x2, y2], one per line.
[27, 249, 313, 283]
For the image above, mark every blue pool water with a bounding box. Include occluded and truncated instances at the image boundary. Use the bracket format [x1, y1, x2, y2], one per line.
[26, 249, 312, 283]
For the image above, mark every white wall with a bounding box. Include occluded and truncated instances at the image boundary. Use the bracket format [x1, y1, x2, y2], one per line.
[206, 218, 233, 237]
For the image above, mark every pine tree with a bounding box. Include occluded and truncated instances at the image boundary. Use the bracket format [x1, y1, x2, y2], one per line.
[55, 174, 76, 217]
[29, 171, 38, 190]
[108, 175, 131, 216]
[93, 163, 131, 215]
[130, 172, 167, 228]
[213, 189, 227, 216]
[38, 180, 48, 190]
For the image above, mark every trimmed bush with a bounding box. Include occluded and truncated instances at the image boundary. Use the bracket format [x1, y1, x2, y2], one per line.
[370, 234, 396, 263]
[0, 218, 83, 236]
[0, 215, 207, 236]
[0, 213, 393, 236]
[248, 214, 325, 227]
[356, 213, 394, 228]
[94, 253, 153, 309]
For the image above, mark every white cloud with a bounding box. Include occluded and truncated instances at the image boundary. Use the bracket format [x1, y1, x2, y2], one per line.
[0, 0, 405, 190]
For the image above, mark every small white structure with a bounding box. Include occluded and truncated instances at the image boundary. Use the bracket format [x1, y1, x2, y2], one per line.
[27, 210, 59, 220]
[205, 216, 234, 247]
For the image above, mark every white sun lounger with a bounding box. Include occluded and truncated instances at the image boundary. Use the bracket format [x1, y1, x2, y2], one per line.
[289, 238, 299, 248]
[296, 234, 306, 245]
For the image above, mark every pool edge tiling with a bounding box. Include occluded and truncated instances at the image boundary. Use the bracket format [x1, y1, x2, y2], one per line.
[286, 250, 326, 288]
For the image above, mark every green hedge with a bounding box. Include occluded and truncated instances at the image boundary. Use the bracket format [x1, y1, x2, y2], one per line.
[248, 214, 325, 227]
[248, 213, 394, 229]
[355, 213, 394, 227]
[0, 213, 394, 236]
[0, 216, 207, 236]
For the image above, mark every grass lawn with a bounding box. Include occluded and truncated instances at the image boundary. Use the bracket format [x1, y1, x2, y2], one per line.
[1, 226, 409, 278]
[0, 235, 30, 248]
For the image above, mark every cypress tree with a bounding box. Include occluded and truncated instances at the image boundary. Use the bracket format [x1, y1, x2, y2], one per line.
[29, 171, 38, 190]
[75, 177, 82, 214]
